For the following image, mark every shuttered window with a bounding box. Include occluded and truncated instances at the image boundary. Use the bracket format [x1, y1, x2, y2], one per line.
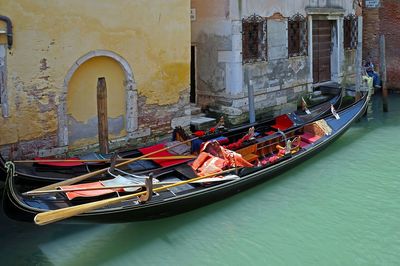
[242, 14, 267, 63]
[288, 14, 308, 57]
[344, 15, 357, 50]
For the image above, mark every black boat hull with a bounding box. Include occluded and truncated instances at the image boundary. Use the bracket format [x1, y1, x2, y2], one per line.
[2, 91, 369, 224]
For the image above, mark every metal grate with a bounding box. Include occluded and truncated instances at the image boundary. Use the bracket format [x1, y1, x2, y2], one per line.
[242, 14, 267, 64]
[288, 13, 308, 57]
[344, 15, 357, 50]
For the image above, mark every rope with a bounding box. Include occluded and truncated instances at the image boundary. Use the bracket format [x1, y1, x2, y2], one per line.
[5, 161, 16, 178]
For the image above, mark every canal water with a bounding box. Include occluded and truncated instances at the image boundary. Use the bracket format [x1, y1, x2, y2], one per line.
[0, 93, 399, 265]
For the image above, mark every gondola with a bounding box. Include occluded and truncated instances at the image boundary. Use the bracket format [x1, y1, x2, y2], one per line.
[2, 88, 369, 225]
[0, 85, 343, 183]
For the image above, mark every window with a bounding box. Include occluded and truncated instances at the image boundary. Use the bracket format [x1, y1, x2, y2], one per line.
[288, 14, 308, 57]
[344, 15, 357, 50]
[242, 14, 267, 63]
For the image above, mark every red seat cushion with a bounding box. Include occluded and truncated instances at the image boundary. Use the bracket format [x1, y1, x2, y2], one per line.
[139, 143, 190, 167]
[271, 115, 293, 131]
[301, 132, 321, 144]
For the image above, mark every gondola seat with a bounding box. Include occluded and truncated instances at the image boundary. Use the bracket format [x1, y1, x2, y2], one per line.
[138, 143, 191, 167]
[236, 144, 259, 163]
[301, 132, 321, 144]
[271, 114, 294, 131]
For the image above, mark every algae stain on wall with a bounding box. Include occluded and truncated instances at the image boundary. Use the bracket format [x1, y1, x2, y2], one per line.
[66, 56, 126, 148]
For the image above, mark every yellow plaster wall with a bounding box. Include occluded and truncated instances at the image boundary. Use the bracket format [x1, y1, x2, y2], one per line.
[67, 56, 125, 123]
[67, 56, 126, 148]
[0, 0, 190, 147]
[191, 0, 229, 20]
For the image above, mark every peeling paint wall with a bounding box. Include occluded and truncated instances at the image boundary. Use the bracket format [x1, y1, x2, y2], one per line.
[192, 0, 358, 125]
[0, 0, 190, 159]
[67, 56, 126, 149]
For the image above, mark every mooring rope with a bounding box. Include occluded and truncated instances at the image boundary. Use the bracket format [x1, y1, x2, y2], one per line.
[5, 161, 16, 178]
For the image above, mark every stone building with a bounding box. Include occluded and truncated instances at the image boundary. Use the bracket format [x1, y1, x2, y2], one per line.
[0, 0, 191, 158]
[191, 0, 361, 125]
[363, 0, 400, 90]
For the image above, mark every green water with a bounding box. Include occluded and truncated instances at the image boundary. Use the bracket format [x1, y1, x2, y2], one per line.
[1, 94, 399, 266]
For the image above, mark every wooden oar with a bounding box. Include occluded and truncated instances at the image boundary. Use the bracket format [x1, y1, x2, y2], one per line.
[28, 137, 198, 193]
[14, 155, 196, 164]
[23, 175, 239, 196]
[34, 168, 237, 225]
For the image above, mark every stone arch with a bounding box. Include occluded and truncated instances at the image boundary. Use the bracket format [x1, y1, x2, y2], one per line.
[58, 50, 138, 147]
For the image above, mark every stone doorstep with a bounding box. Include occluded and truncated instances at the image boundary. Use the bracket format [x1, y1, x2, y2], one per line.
[190, 117, 216, 131]
[190, 105, 202, 116]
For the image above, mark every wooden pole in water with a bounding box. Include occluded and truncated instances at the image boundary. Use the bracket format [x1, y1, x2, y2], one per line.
[97, 77, 109, 153]
[379, 35, 389, 112]
[355, 16, 363, 102]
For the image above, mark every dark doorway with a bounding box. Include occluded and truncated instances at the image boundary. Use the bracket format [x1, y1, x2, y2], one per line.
[190, 45, 196, 103]
[313, 20, 332, 83]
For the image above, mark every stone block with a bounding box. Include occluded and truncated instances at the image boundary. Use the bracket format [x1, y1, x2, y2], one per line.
[267, 85, 280, 93]
[171, 116, 191, 128]
[127, 128, 151, 140]
[38, 146, 68, 158]
[276, 96, 288, 105]
[190, 117, 216, 131]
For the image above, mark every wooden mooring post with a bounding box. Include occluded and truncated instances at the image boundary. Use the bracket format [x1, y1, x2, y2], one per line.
[97, 77, 109, 154]
[379, 35, 389, 112]
[355, 16, 363, 102]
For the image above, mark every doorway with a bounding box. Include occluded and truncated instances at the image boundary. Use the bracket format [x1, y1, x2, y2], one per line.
[190, 45, 196, 103]
[312, 20, 333, 83]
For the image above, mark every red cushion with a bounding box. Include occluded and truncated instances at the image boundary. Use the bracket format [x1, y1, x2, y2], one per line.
[61, 181, 121, 200]
[139, 144, 190, 167]
[271, 115, 293, 131]
[194, 131, 205, 137]
[301, 132, 321, 144]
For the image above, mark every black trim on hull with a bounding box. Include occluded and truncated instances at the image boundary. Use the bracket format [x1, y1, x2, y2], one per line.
[2, 90, 369, 224]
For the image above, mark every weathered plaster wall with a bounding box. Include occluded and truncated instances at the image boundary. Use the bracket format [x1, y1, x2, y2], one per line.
[191, 0, 233, 109]
[342, 50, 357, 87]
[0, 0, 190, 158]
[192, 0, 358, 125]
[67, 56, 126, 149]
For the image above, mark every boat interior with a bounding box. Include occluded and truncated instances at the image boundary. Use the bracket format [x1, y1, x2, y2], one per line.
[13, 118, 333, 212]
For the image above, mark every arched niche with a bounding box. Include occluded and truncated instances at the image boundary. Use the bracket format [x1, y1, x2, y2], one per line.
[58, 50, 138, 147]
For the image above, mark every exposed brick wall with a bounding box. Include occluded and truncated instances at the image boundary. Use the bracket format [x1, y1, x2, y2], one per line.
[363, 0, 400, 89]
[380, 0, 400, 88]
[362, 7, 380, 65]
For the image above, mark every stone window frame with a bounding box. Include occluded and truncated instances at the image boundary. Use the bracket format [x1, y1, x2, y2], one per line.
[58, 50, 138, 147]
[288, 13, 308, 57]
[344, 14, 357, 50]
[242, 14, 267, 64]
